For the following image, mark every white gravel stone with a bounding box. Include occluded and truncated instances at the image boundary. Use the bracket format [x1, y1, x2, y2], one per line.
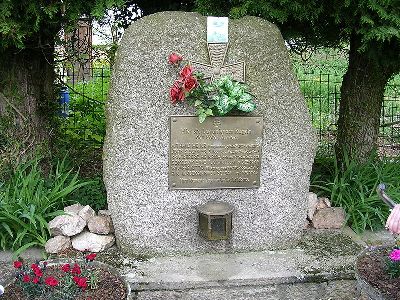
[78, 205, 96, 222]
[71, 231, 115, 252]
[45, 236, 71, 254]
[48, 215, 86, 237]
[88, 215, 114, 235]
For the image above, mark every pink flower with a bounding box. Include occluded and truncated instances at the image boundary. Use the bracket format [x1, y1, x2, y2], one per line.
[168, 53, 183, 65]
[22, 274, 30, 283]
[13, 261, 22, 269]
[389, 249, 400, 261]
[33, 267, 43, 277]
[32, 277, 40, 284]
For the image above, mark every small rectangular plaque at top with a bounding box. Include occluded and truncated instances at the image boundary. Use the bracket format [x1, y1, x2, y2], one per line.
[169, 116, 263, 189]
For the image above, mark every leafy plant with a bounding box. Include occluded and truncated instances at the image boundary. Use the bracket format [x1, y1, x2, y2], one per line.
[68, 176, 107, 211]
[168, 53, 256, 123]
[0, 157, 89, 256]
[311, 152, 400, 233]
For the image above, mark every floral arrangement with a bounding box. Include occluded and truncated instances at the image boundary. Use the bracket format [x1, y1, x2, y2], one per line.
[386, 247, 400, 278]
[12, 253, 98, 300]
[168, 52, 256, 123]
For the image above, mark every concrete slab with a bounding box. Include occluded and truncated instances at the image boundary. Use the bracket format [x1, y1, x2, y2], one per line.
[119, 229, 363, 299]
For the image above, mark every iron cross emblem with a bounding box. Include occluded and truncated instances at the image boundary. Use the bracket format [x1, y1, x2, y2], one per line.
[191, 43, 246, 83]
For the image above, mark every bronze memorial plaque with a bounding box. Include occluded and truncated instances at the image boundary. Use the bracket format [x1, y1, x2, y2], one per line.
[169, 116, 263, 189]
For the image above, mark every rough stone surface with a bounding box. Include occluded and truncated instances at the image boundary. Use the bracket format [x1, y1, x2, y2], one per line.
[78, 205, 96, 222]
[312, 208, 346, 229]
[307, 192, 318, 220]
[49, 215, 86, 237]
[88, 216, 114, 235]
[125, 230, 360, 300]
[71, 231, 115, 252]
[104, 11, 316, 255]
[64, 203, 84, 215]
[316, 197, 331, 210]
[45, 236, 71, 254]
[98, 209, 111, 217]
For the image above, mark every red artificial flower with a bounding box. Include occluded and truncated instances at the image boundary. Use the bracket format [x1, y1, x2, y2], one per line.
[32, 277, 40, 284]
[183, 76, 198, 92]
[44, 276, 59, 287]
[61, 263, 70, 272]
[179, 65, 193, 78]
[13, 261, 22, 269]
[22, 274, 30, 283]
[85, 253, 97, 261]
[71, 263, 81, 275]
[168, 53, 183, 65]
[170, 82, 185, 104]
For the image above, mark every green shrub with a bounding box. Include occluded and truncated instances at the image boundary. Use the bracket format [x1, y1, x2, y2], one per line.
[311, 153, 400, 233]
[0, 157, 89, 256]
[68, 176, 107, 211]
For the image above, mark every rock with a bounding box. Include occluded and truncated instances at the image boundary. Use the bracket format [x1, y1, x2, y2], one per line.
[316, 197, 331, 210]
[88, 216, 114, 235]
[307, 192, 319, 220]
[78, 205, 96, 222]
[312, 207, 346, 229]
[64, 203, 84, 215]
[45, 236, 71, 254]
[71, 231, 115, 252]
[103, 11, 317, 255]
[49, 215, 86, 236]
[98, 210, 111, 217]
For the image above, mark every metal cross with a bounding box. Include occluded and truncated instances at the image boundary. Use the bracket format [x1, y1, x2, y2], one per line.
[190, 43, 246, 83]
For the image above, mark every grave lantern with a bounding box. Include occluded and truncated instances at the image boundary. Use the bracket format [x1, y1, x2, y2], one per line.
[197, 201, 234, 240]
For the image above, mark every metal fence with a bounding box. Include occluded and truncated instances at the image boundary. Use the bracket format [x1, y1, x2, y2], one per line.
[60, 63, 400, 151]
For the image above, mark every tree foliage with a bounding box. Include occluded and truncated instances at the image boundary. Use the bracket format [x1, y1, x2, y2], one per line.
[196, 0, 400, 68]
[0, 0, 125, 50]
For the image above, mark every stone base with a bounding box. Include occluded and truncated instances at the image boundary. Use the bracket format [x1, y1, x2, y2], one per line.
[123, 229, 363, 300]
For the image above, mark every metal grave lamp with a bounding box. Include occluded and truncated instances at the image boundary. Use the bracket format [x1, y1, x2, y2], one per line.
[197, 201, 234, 240]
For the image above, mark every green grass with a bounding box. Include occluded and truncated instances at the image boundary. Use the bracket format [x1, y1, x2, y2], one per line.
[0, 157, 90, 256]
[311, 152, 400, 233]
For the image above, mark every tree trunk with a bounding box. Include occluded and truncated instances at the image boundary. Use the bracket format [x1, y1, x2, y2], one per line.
[0, 38, 56, 164]
[335, 34, 395, 164]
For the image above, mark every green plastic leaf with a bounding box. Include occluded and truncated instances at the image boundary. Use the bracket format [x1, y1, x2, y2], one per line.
[237, 102, 256, 112]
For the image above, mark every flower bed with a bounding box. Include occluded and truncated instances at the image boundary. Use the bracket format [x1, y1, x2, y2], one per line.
[3, 255, 130, 300]
[356, 246, 400, 299]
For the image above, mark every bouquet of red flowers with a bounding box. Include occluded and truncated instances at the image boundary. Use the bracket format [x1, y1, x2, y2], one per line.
[168, 52, 256, 123]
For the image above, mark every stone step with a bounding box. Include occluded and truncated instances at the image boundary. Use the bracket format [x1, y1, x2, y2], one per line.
[122, 229, 363, 300]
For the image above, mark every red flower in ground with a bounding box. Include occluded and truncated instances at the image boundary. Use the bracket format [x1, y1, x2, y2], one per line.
[61, 263, 70, 272]
[73, 276, 88, 289]
[13, 261, 22, 269]
[183, 76, 198, 92]
[33, 267, 43, 277]
[168, 53, 183, 65]
[45, 276, 59, 287]
[32, 277, 40, 284]
[85, 253, 97, 261]
[179, 65, 193, 78]
[31, 263, 39, 270]
[22, 274, 30, 283]
[71, 263, 81, 275]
